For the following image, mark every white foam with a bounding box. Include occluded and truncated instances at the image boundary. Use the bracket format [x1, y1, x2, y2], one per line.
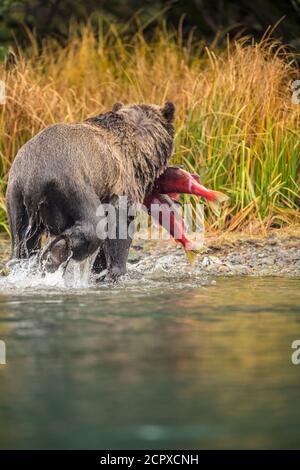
[0, 255, 96, 291]
[0, 251, 208, 293]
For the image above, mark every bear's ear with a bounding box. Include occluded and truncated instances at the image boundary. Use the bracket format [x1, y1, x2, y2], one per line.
[112, 102, 123, 112]
[161, 101, 175, 122]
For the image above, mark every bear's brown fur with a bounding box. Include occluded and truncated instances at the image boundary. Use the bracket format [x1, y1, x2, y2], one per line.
[6, 101, 175, 278]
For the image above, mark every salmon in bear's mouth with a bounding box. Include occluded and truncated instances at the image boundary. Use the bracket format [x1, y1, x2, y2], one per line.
[144, 166, 229, 263]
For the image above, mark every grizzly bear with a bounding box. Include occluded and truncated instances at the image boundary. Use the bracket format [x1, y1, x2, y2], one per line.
[6, 101, 175, 279]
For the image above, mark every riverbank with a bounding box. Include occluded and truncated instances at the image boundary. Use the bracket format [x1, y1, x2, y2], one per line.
[0, 228, 299, 279]
[129, 228, 300, 278]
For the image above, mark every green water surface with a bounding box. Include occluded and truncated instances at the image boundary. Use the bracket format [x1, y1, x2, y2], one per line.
[0, 277, 299, 449]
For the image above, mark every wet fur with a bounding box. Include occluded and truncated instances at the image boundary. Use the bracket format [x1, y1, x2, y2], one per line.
[6, 102, 175, 279]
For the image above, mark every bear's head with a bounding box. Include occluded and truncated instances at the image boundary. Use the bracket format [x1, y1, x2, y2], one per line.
[110, 101, 176, 193]
[86, 101, 176, 200]
[111, 101, 175, 139]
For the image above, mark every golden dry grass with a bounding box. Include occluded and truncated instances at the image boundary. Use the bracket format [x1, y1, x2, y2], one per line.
[0, 22, 299, 233]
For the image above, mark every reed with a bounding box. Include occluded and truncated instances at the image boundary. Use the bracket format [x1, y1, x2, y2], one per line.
[0, 22, 299, 234]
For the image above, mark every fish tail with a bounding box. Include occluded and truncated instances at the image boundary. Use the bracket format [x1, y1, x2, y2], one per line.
[213, 191, 230, 204]
[207, 191, 229, 215]
[185, 249, 199, 265]
[183, 241, 204, 264]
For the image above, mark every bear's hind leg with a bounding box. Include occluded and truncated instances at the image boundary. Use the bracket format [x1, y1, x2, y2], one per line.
[41, 190, 102, 273]
[92, 246, 107, 278]
[6, 183, 41, 261]
[41, 220, 102, 273]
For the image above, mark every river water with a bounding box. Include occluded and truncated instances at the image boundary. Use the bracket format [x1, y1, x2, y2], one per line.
[0, 254, 299, 449]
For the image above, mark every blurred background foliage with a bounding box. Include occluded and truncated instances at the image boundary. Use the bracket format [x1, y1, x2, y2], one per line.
[1, 0, 300, 56]
[0, 1, 299, 232]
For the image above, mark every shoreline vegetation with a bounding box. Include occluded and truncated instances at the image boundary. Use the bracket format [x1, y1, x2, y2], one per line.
[0, 22, 299, 236]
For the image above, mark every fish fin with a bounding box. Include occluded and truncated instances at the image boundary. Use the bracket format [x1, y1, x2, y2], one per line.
[192, 174, 202, 184]
[168, 192, 180, 201]
[207, 191, 230, 215]
[185, 249, 199, 265]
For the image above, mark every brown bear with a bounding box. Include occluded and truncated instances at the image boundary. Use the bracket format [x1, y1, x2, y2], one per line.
[6, 101, 175, 279]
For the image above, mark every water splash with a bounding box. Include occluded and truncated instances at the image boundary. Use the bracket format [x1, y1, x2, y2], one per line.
[0, 250, 210, 293]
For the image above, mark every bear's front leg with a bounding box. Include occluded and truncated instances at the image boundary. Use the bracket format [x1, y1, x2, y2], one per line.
[92, 198, 135, 281]
[104, 236, 133, 281]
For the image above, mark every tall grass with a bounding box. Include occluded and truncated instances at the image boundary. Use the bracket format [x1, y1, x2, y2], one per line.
[0, 22, 299, 233]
